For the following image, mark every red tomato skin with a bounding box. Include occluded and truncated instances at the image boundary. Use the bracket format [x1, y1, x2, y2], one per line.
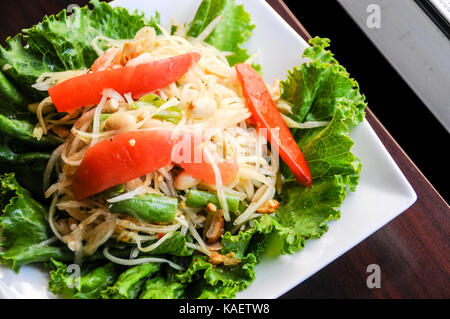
[234, 63, 312, 187]
[170, 131, 238, 185]
[73, 130, 175, 200]
[179, 161, 238, 186]
[49, 52, 201, 113]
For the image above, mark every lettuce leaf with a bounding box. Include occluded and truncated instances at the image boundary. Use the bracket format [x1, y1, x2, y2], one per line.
[0, 71, 27, 114]
[191, 280, 240, 299]
[281, 38, 366, 127]
[0, 173, 72, 271]
[100, 263, 160, 299]
[187, 0, 254, 66]
[139, 275, 185, 299]
[173, 254, 255, 299]
[276, 177, 346, 240]
[0, 36, 55, 101]
[0, 112, 60, 196]
[280, 37, 365, 186]
[0, 141, 50, 195]
[0, 0, 160, 100]
[222, 214, 300, 257]
[0, 113, 61, 147]
[48, 259, 119, 299]
[292, 104, 362, 184]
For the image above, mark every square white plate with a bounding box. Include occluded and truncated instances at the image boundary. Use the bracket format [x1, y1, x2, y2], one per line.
[0, 0, 417, 299]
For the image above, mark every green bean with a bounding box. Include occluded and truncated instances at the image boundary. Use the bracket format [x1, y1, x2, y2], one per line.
[109, 193, 178, 223]
[185, 190, 241, 212]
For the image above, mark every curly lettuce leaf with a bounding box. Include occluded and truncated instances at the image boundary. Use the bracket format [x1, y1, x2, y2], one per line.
[100, 263, 160, 299]
[182, 215, 301, 298]
[280, 38, 365, 185]
[139, 275, 185, 299]
[0, 173, 72, 271]
[222, 214, 301, 257]
[22, 0, 156, 71]
[192, 280, 240, 299]
[48, 259, 119, 299]
[293, 104, 362, 183]
[187, 0, 254, 66]
[0, 36, 56, 101]
[0, 0, 160, 100]
[172, 254, 255, 299]
[171, 219, 283, 299]
[281, 37, 366, 128]
[276, 176, 346, 240]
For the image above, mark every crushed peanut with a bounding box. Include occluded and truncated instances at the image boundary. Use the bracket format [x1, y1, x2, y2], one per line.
[256, 199, 279, 214]
[208, 251, 241, 266]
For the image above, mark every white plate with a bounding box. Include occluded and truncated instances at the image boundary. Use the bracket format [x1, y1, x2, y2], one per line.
[0, 0, 417, 299]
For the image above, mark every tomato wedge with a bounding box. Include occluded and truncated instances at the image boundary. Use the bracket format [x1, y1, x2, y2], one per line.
[235, 63, 312, 187]
[180, 161, 238, 186]
[177, 149, 238, 186]
[73, 130, 175, 200]
[170, 131, 238, 185]
[49, 52, 201, 113]
[73, 129, 239, 200]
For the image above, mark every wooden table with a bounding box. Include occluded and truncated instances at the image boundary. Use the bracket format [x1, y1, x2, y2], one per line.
[0, 0, 448, 299]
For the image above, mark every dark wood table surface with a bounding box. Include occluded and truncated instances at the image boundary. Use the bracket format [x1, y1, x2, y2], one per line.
[0, 0, 448, 299]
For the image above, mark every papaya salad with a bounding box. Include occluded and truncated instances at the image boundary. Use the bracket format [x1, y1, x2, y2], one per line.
[0, 0, 366, 299]
[38, 19, 313, 268]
